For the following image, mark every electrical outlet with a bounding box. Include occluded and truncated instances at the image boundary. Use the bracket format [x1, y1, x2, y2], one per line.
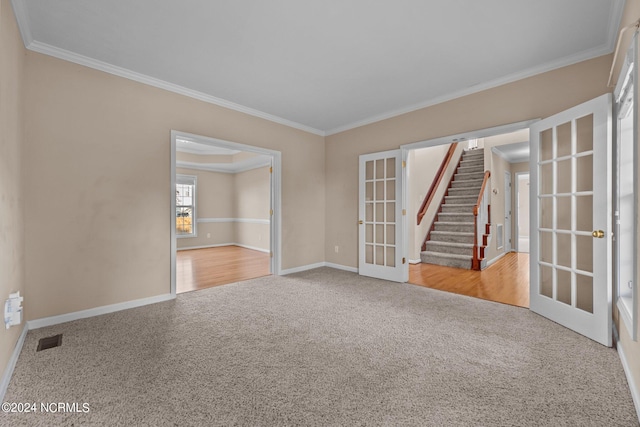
[334, 245, 339, 253]
[206, 233, 211, 238]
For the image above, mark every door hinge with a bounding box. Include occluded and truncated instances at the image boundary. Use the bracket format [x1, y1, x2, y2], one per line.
[402, 161, 406, 168]
[270, 252, 273, 258]
[269, 167, 273, 173]
[270, 209, 273, 216]
[402, 209, 406, 216]
[402, 257, 406, 264]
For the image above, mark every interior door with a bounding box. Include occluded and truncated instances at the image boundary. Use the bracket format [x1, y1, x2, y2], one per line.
[529, 93, 612, 346]
[505, 171, 512, 252]
[359, 150, 406, 282]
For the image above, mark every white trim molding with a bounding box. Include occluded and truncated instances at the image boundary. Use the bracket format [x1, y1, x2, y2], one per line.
[177, 157, 272, 174]
[177, 243, 270, 253]
[197, 218, 270, 225]
[20, 40, 324, 136]
[27, 294, 175, 330]
[0, 324, 28, 402]
[281, 262, 359, 275]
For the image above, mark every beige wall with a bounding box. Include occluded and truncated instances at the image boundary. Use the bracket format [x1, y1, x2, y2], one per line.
[175, 166, 270, 251]
[23, 52, 324, 320]
[175, 167, 234, 249]
[0, 0, 25, 388]
[235, 166, 270, 251]
[325, 54, 612, 269]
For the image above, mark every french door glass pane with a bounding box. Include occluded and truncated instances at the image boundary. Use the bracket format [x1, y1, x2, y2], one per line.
[363, 157, 397, 268]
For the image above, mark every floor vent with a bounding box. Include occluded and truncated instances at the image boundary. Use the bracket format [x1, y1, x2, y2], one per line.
[37, 334, 63, 352]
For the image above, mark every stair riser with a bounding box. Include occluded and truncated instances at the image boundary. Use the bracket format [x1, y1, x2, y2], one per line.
[455, 172, 485, 181]
[448, 188, 481, 196]
[463, 153, 484, 160]
[438, 214, 474, 223]
[441, 205, 474, 213]
[420, 254, 471, 269]
[457, 166, 484, 174]
[445, 196, 478, 204]
[425, 244, 473, 256]
[451, 180, 483, 188]
[430, 233, 475, 244]
[459, 159, 484, 168]
[434, 223, 474, 233]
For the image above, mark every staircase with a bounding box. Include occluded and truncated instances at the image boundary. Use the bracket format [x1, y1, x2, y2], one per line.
[420, 148, 486, 269]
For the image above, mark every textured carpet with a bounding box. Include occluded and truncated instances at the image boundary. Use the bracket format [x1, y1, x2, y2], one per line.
[2, 268, 638, 426]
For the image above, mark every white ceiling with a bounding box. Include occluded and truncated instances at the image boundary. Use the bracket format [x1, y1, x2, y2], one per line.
[12, 0, 624, 135]
[492, 141, 530, 163]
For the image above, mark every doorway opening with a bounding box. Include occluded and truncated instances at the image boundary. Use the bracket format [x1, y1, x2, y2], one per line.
[170, 131, 282, 295]
[402, 121, 532, 307]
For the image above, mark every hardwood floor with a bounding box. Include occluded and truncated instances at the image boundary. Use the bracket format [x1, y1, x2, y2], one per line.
[408, 252, 530, 307]
[177, 245, 271, 293]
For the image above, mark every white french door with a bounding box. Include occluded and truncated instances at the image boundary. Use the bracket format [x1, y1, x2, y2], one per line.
[358, 150, 407, 282]
[529, 93, 612, 346]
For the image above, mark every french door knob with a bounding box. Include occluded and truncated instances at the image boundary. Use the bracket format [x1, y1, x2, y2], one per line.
[592, 230, 605, 238]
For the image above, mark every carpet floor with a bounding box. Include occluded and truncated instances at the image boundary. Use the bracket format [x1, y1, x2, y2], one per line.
[2, 268, 638, 426]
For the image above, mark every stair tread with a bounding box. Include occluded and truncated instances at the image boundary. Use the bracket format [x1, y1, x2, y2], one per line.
[435, 221, 474, 226]
[442, 203, 476, 207]
[431, 230, 473, 236]
[426, 241, 473, 248]
[421, 251, 472, 260]
[438, 212, 474, 216]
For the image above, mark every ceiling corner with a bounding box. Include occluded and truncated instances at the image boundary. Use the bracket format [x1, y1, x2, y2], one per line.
[10, 0, 33, 48]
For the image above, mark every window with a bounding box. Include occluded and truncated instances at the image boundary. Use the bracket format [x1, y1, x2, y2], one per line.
[176, 174, 197, 238]
[614, 34, 638, 341]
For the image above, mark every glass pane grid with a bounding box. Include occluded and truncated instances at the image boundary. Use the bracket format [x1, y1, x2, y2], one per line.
[364, 157, 398, 267]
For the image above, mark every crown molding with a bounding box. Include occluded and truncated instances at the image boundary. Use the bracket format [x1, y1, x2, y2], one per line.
[21, 39, 325, 137]
[326, 48, 616, 136]
[177, 157, 271, 174]
[11, 0, 625, 137]
[10, 0, 32, 47]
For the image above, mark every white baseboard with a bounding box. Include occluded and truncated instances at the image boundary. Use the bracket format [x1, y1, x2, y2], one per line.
[233, 243, 270, 253]
[485, 251, 507, 268]
[281, 262, 359, 275]
[27, 293, 175, 330]
[408, 258, 421, 264]
[325, 262, 358, 273]
[0, 324, 28, 402]
[614, 324, 640, 423]
[177, 243, 232, 251]
[177, 243, 269, 253]
[280, 262, 326, 275]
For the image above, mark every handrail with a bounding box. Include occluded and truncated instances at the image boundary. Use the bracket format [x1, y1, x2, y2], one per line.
[472, 171, 491, 270]
[473, 171, 491, 216]
[417, 143, 458, 225]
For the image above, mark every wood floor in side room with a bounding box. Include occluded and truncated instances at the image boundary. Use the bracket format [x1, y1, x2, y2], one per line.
[409, 252, 529, 308]
[177, 245, 271, 293]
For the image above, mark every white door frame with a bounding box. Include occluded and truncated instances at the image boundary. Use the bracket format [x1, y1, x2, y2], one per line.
[400, 119, 538, 270]
[170, 130, 282, 296]
[514, 172, 530, 253]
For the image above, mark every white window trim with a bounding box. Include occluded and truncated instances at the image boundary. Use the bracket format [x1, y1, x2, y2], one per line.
[613, 33, 638, 341]
[176, 174, 197, 239]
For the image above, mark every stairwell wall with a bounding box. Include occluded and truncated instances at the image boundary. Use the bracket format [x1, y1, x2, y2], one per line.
[407, 143, 463, 261]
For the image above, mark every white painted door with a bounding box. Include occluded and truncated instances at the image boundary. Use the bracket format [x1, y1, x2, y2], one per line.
[529, 93, 612, 346]
[504, 171, 512, 252]
[359, 150, 406, 282]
